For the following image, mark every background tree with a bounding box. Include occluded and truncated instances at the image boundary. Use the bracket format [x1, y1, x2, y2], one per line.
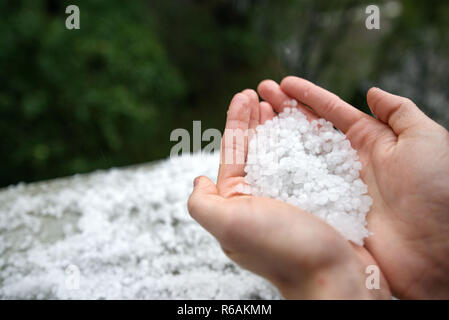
[0, 0, 448, 187]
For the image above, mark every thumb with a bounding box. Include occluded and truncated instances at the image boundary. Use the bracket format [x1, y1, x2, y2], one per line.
[192, 175, 218, 197]
[367, 87, 429, 135]
[187, 176, 225, 236]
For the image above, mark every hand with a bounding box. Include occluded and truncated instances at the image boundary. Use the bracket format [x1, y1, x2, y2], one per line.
[258, 76, 449, 299]
[188, 89, 391, 299]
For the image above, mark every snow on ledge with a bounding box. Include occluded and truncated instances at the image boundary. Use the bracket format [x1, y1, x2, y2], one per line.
[0, 153, 279, 299]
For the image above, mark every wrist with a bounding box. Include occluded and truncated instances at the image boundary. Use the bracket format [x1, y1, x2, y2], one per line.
[278, 260, 391, 300]
[401, 263, 449, 299]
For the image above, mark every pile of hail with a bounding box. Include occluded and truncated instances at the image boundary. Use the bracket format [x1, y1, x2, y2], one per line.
[236, 105, 372, 245]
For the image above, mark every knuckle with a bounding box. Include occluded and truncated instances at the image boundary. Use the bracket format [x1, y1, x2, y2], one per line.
[370, 94, 384, 115]
[401, 97, 414, 107]
[323, 96, 340, 114]
[355, 119, 376, 144]
[395, 97, 416, 116]
[392, 97, 410, 114]
[302, 85, 312, 99]
[348, 118, 385, 150]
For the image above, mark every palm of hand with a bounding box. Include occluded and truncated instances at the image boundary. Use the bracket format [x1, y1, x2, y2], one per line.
[275, 77, 449, 298]
[190, 87, 391, 299]
[357, 121, 449, 298]
[189, 76, 449, 299]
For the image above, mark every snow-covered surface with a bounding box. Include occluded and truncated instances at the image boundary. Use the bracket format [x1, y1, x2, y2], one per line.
[239, 107, 372, 245]
[0, 154, 280, 299]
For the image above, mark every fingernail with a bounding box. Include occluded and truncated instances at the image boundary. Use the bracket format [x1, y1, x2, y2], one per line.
[193, 176, 200, 187]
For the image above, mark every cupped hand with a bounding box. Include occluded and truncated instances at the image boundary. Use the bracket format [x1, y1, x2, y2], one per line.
[258, 77, 449, 299]
[188, 89, 391, 299]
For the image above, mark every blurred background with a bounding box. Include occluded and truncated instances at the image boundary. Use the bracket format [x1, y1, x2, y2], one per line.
[0, 0, 448, 187]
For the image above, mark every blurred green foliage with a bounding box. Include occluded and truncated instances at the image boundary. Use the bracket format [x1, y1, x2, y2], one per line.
[1, 0, 448, 187]
[0, 0, 186, 186]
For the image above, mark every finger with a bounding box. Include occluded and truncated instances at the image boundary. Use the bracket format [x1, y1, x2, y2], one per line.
[188, 176, 226, 236]
[367, 87, 428, 135]
[258, 79, 318, 121]
[259, 101, 276, 124]
[218, 92, 251, 192]
[280, 76, 369, 133]
[242, 89, 260, 130]
[257, 79, 290, 112]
